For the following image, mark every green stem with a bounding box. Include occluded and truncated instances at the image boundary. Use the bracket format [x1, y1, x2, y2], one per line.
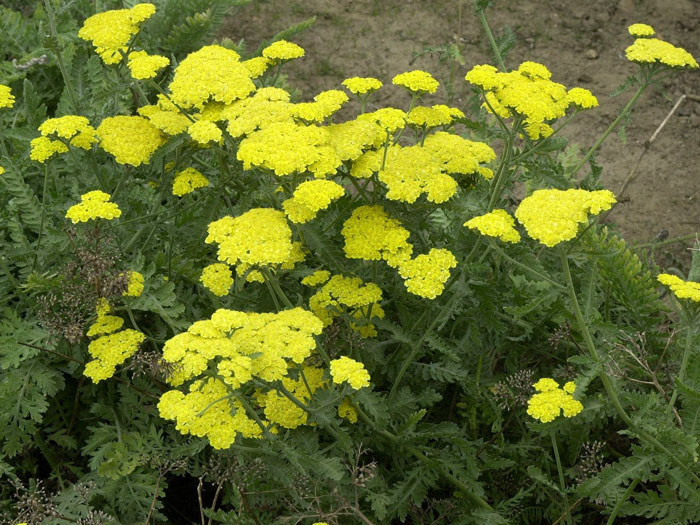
[605, 478, 639, 525]
[476, 3, 506, 71]
[31, 164, 51, 274]
[261, 268, 294, 308]
[491, 242, 565, 289]
[486, 119, 518, 212]
[43, 0, 80, 113]
[570, 81, 648, 178]
[551, 430, 572, 525]
[667, 313, 695, 411]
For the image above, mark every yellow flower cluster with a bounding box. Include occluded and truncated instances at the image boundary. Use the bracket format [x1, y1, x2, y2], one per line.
[293, 90, 349, 123]
[0, 84, 14, 108]
[657, 274, 700, 302]
[306, 274, 384, 337]
[200, 263, 234, 296]
[262, 40, 305, 62]
[464, 209, 521, 243]
[123, 271, 144, 297]
[222, 88, 294, 138]
[422, 132, 496, 178]
[329, 356, 371, 390]
[78, 3, 156, 64]
[158, 378, 261, 449]
[526, 378, 583, 423]
[168, 45, 255, 109]
[301, 270, 331, 287]
[342, 77, 383, 95]
[626, 35, 698, 68]
[407, 105, 464, 128]
[515, 189, 616, 247]
[242, 56, 271, 78]
[172, 167, 209, 196]
[96, 116, 165, 166]
[127, 50, 169, 79]
[65, 190, 121, 223]
[139, 98, 191, 136]
[187, 120, 222, 145]
[338, 397, 358, 423]
[628, 23, 655, 37]
[258, 366, 326, 429]
[566, 87, 599, 109]
[465, 62, 598, 139]
[84, 300, 145, 383]
[358, 107, 407, 133]
[30, 115, 97, 162]
[282, 179, 345, 223]
[397, 248, 457, 299]
[392, 70, 439, 94]
[342, 205, 413, 268]
[205, 208, 292, 270]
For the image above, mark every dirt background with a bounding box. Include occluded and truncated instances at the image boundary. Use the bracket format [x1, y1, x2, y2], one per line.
[222, 0, 700, 262]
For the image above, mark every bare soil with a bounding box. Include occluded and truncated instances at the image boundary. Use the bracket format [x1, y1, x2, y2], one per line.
[221, 0, 700, 260]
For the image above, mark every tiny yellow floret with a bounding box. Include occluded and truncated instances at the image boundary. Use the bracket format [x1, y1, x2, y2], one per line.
[65, 190, 121, 223]
[127, 50, 169, 79]
[464, 209, 521, 243]
[392, 70, 439, 94]
[628, 23, 655, 37]
[172, 167, 209, 196]
[342, 77, 383, 95]
[262, 40, 305, 62]
[527, 378, 583, 423]
[330, 356, 371, 390]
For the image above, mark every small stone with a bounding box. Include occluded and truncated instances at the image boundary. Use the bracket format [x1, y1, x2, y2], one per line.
[586, 49, 599, 59]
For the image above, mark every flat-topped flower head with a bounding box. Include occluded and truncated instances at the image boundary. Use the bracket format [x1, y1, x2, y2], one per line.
[187, 120, 222, 145]
[628, 23, 655, 37]
[567, 87, 598, 109]
[36, 115, 98, 151]
[330, 356, 371, 390]
[172, 167, 209, 196]
[262, 39, 305, 62]
[65, 190, 121, 223]
[78, 3, 156, 64]
[398, 248, 457, 299]
[342, 76, 383, 95]
[97, 115, 165, 166]
[527, 378, 583, 423]
[127, 50, 169, 79]
[392, 70, 439, 94]
[242, 56, 271, 78]
[282, 179, 345, 223]
[407, 105, 464, 128]
[201, 263, 233, 297]
[625, 37, 698, 68]
[515, 189, 616, 247]
[464, 209, 521, 243]
[0, 84, 15, 108]
[657, 273, 700, 302]
[123, 271, 144, 297]
[342, 205, 413, 268]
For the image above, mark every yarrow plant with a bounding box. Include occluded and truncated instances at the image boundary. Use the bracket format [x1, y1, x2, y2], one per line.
[2, 2, 700, 524]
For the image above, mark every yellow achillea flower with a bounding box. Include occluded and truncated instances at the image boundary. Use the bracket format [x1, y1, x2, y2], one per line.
[342, 76, 383, 95]
[86, 299, 124, 337]
[222, 88, 293, 138]
[308, 274, 384, 337]
[158, 378, 262, 449]
[168, 45, 255, 109]
[30, 115, 98, 161]
[78, 3, 156, 64]
[626, 37, 698, 68]
[326, 119, 383, 162]
[342, 205, 413, 268]
[378, 145, 457, 204]
[628, 23, 655, 37]
[187, 120, 222, 144]
[330, 356, 371, 390]
[200, 263, 233, 296]
[172, 167, 209, 196]
[205, 208, 293, 267]
[241, 56, 271, 78]
[84, 328, 146, 383]
[138, 104, 191, 135]
[527, 378, 583, 423]
[0, 84, 15, 108]
[423, 132, 496, 178]
[357, 107, 407, 134]
[407, 105, 464, 128]
[398, 248, 457, 299]
[0, 166, 4, 175]
[292, 90, 349, 123]
[392, 70, 439, 94]
[123, 271, 144, 297]
[657, 274, 700, 302]
[97, 115, 165, 166]
[338, 397, 358, 423]
[262, 39, 305, 62]
[566, 87, 598, 109]
[29, 136, 69, 163]
[127, 50, 169, 79]
[515, 189, 616, 247]
[301, 270, 331, 287]
[260, 367, 326, 429]
[464, 209, 521, 243]
[65, 190, 121, 223]
[282, 179, 345, 223]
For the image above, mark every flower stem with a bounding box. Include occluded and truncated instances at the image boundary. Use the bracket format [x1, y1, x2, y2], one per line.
[475, 2, 506, 72]
[551, 430, 572, 525]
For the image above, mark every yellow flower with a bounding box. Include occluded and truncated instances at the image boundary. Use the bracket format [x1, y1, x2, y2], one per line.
[464, 209, 521, 243]
[78, 3, 156, 64]
[282, 179, 345, 223]
[515, 189, 616, 247]
[123, 271, 145, 297]
[97, 115, 165, 166]
[398, 248, 457, 299]
[201, 263, 233, 296]
[301, 270, 331, 287]
[628, 23, 655, 37]
[0, 84, 15, 108]
[407, 105, 464, 128]
[262, 39, 305, 62]
[65, 190, 121, 223]
[242, 56, 271, 78]
[625, 37, 698, 68]
[392, 70, 439, 94]
[566, 87, 599, 109]
[342, 205, 413, 268]
[188, 120, 222, 144]
[36, 115, 98, 150]
[84, 329, 146, 383]
[342, 76, 383, 95]
[338, 397, 358, 423]
[423, 132, 496, 177]
[29, 136, 69, 163]
[127, 50, 169, 79]
[527, 378, 583, 423]
[138, 104, 191, 135]
[172, 167, 209, 196]
[657, 273, 700, 302]
[330, 356, 370, 390]
[357, 107, 407, 133]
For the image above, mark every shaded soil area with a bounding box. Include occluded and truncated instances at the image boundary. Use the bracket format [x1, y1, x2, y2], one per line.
[221, 0, 700, 261]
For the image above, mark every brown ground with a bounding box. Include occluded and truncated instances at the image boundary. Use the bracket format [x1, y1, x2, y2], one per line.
[221, 0, 700, 261]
